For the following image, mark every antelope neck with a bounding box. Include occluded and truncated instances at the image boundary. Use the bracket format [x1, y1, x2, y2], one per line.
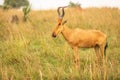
[61, 26, 72, 41]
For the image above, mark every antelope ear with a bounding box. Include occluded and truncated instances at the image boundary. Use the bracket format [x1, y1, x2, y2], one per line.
[62, 20, 67, 25]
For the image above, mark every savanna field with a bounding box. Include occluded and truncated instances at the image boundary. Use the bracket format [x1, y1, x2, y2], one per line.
[0, 7, 120, 80]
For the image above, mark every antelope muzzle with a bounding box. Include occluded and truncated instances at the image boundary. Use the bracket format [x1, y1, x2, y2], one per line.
[52, 33, 56, 38]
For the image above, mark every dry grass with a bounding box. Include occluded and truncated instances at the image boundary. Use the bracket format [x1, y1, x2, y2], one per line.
[0, 7, 120, 80]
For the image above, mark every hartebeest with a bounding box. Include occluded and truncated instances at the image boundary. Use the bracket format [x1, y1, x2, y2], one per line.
[52, 6, 108, 69]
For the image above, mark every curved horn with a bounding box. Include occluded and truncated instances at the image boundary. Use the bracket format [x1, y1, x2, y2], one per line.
[57, 7, 61, 17]
[61, 8, 65, 17]
[61, 6, 68, 17]
[57, 6, 68, 18]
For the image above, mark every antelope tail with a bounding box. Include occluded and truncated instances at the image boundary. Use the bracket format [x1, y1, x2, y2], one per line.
[104, 42, 108, 56]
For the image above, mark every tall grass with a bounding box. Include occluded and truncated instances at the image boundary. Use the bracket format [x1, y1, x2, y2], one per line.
[0, 7, 120, 80]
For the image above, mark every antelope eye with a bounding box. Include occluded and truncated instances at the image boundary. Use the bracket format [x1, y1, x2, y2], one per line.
[58, 23, 61, 26]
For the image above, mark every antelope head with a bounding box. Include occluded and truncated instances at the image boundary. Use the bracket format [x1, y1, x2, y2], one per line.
[52, 6, 67, 38]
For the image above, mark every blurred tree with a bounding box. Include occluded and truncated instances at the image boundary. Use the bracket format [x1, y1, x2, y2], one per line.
[69, 1, 81, 7]
[23, 5, 31, 22]
[3, 0, 29, 8]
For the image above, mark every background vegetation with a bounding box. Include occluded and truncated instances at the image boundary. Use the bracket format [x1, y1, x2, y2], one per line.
[69, 1, 81, 7]
[0, 7, 120, 80]
[3, 0, 29, 8]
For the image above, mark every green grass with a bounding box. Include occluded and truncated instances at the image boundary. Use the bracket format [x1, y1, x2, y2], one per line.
[0, 7, 120, 80]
